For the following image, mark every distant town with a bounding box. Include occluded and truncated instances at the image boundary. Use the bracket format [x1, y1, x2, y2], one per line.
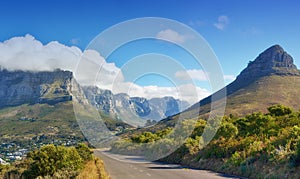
[0, 136, 84, 164]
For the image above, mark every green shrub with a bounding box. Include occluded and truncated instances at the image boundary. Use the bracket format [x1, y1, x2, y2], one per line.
[268, 104, 292, 116]
[25, 144, 83, 178]
[185, 136, 203, 154]
[76, 143, 93, 162]
[216, 122, 238, 139]
[227, 151, 244, 167]
[290, 141, 300, 167]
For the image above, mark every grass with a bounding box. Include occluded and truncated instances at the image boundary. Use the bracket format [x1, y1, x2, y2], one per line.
[77, 157, 110, 179]
[0, 101, 85, 141]
[173, 75, 300, 121]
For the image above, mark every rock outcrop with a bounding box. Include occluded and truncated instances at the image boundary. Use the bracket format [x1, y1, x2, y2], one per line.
[236, 45, 300, 82]
[191, 45, 300, 109]
[0, 68, 189, 121]
[82, 86, 189, 121]
[0, 69, 73, 108]
[226, 45, 300, 95]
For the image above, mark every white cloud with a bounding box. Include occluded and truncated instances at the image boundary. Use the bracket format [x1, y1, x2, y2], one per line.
[0, 34, 212, 105]
[175, 69, 208, 81]
[124, 83, 210, 105]
[0, 34, 121, 88]
[175, 69, 235, 84]
[214, 15, 229, 30]
[0, 34, 81, 71]
[156, 29, 186, 43]
[224, 75, 235, 81]
[75, 49, 122, 88]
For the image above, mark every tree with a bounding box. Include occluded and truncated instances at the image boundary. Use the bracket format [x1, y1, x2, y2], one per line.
[26, 144, 83, 178]
[216, 122, 238, 139]
[76, 143, 93, 162]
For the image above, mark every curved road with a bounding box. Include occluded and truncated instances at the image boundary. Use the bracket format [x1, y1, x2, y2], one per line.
[94, 149, 241, 179]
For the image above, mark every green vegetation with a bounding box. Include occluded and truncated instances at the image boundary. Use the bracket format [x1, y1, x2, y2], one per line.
[2, 143, 109, 179]
[111, 104, 300, 178]
[131, 128, 172, 143]
[0, 102, 84, 139]
[175, 75, 300, 121]
[25, 144, 84, 178]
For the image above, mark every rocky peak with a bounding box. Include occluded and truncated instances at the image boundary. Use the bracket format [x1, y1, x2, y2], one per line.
[254, 45, 296, 69]
[82, 86, 190, 121]
[236, 45, 300, 82]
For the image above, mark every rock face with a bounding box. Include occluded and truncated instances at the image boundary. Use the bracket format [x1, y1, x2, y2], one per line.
[0, 68, 190, 121]
[0, 69, 73, 108]
[236, 45, 300, 83]
[148, 97, 189, 119]
[83, 86, 115, 114]
[225, 45, 300, 95]
[83, 86, 189, 121]
[184, 45, 299, 112]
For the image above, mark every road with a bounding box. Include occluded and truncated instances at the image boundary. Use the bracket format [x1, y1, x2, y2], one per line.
[94, 149, 241, 179]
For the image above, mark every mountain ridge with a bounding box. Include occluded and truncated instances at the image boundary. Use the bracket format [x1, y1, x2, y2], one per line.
[82, 86, 190, 121]
[0, 69, 73, 108]
[173, 44, 300, 120]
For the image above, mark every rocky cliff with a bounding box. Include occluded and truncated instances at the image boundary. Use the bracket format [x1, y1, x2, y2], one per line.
[236, 45, 300, 82]
[183, 44, 300, 117]
[0, 69, 73, 108]
[226, 44, 300, 95]
[83, 86, 189, 121]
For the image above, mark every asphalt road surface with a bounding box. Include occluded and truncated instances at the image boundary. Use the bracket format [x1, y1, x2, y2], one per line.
[94, 149, 242, 179]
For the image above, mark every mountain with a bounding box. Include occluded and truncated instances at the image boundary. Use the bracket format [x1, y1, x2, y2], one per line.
[148, 97, 189, 119]
[0, 69, 73, 108]
[0, 69, 86, 147]
[0, 68, 189, 145]
[168, 45, 300, 121]
[83, 86, 190, 122]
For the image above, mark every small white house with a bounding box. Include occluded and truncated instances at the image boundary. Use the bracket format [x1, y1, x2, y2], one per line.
[0, 158, 8, 165]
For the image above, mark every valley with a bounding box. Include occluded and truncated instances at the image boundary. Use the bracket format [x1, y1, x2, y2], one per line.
[1, 1, 300, 178]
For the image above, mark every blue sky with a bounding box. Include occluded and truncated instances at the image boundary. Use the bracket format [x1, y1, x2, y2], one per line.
[0, 0, 299, 103]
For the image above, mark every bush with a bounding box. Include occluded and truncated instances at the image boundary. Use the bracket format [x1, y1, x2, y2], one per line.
[25, 144, 83, 178]
[216, 122, 238, 139]
[185, 136, 203, 155]
[268, 104, 292, 116]
[227, 151, 244, 167]
[290, 141, 300, 167]
[76, 143, 93, 162]
[131, 132, 159, 143]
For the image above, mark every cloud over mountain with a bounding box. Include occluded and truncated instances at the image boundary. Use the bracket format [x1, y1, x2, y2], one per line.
[0, 34, 211, 104]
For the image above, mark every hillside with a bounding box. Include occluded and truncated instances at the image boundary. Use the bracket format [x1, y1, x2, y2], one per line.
[0, 67, 192, 163]
[110, 45, 300, 178]
[171, 45, 300, 120]
[0, 69, 73, 108]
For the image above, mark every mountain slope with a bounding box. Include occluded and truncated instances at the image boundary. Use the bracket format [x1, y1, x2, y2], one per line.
[0, 69, 87, 147]
[83, 86, 190, 122]
[0, 69, 73, 108]
[168, 45, 300, 121]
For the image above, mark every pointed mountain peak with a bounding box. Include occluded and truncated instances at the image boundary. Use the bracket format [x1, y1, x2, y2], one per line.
[264, 44, 284, 53]
[255, 44, 295, 67]
[236, 45, 300, 82]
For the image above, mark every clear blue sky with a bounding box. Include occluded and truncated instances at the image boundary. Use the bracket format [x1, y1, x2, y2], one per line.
[0, 0, 300, 93]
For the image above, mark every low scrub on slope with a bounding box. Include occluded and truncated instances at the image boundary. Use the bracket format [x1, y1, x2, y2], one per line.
[111, 104, 300, 178]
